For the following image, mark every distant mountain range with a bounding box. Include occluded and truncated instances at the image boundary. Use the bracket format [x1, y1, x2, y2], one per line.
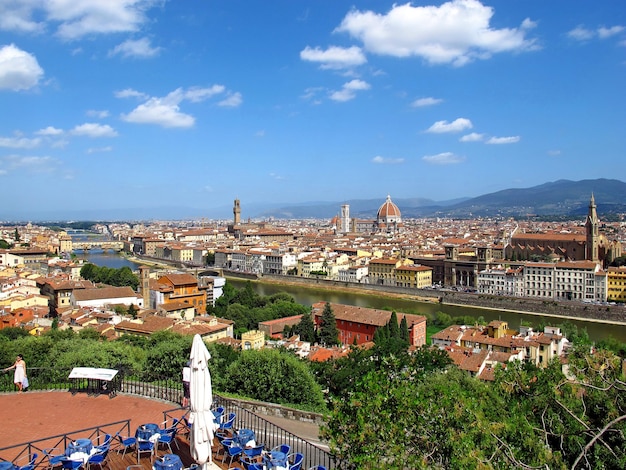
[259, 179, 626, 219]
[4, 179, 626, 223]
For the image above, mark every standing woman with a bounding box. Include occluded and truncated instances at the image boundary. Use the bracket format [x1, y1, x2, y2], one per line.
[4, 354, 26, 392]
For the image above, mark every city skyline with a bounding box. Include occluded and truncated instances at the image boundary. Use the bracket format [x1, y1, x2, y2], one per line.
[1, 1, 625, 220]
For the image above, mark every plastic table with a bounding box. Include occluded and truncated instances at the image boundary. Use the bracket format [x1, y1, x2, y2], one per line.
[0, 461, 15, 470]
[136, 423, 160, 442]
[66, 438, 93, 455]
[153, 454, 183, 470]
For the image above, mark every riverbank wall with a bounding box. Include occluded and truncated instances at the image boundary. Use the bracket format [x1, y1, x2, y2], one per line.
[228, 271, 626, 325]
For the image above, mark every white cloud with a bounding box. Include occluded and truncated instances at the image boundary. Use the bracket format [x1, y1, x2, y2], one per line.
[0, 1, 45, 33]
[1, 154, 57, 173]
[330, 79, 370, 102]
[218, 92, 243, 107]
[185, 85, 226, 103]
[426, 117, 473, 133]
[0, 135, 41, 149]
[567, 26, 595, 41]
[598, 25, 625, 39]
[422, 152, 464, 165]
[36, 126, 64, 136]
[122, 96, 195, 128]
[486, 135, 520, 144]
[269, 172, 285, 180]
[411, 97, 443, 107]
[300, 45, 367, 69]
[568, 24, 625, 41]
[86, 109, 110, 118]
[547, 150, 561, 156]
[336, 0, 538, 66]
[47, 0, 157, 40]
[71, 123, 118, 137]
[109, 37, 162, 58]
[459, 132, 484, 142]
[0, 44, 44, 91]
[86, 146, 113, 154]
[114, 88, 149, 99]
[372, 156, 404, 164]
[119, 85, 238, 127]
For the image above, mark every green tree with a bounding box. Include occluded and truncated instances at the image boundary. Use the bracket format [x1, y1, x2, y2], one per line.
[224, 348, 325, 410]
[318, 302, 339, 346]
[14, 227, 20, 242]
[294, 311, 316, 343]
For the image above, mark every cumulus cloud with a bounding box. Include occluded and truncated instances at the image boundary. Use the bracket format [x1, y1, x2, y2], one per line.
[0, 1, 45, 33]
[71, 123, 118, 137]
[411, 97, 443, 107]
[426, 118, 472, 133]
[547, 149, 561, 156]
[0, 44, 44, 91]
[336, 0, 538, 66]
[109, 37, 162, 58]
[35, 126, 64, 136]
[330, 79, 370, 102]
[567, 26, 595, 41]
[119, 85, 239, 127]
[0, 135, 41, 149]
[372, 156, 404, 164]
[300, 45, 367, 69]
[459, 132, 484, 142]
[422, 152, 464, 165]
[48, 0, 157, 40]
[486, 135, 520, 144]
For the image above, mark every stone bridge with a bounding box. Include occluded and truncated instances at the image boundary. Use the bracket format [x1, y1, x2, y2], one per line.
[72, 240, 124, 251]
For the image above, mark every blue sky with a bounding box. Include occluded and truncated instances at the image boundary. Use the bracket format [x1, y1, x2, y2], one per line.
[0, 0, 624, 220]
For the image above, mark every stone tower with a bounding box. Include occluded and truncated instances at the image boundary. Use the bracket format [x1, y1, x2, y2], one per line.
[139, 266, 150, 309]
[585, 193, 599, 261]
[233, 199, 241, 226]
[341, 204, 350, 234]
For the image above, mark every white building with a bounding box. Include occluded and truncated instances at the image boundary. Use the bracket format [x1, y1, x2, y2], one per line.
[477, 266, 524, 296]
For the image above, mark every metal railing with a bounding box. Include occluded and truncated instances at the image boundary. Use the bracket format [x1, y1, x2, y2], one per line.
[0, 419, 131, 466]
[1, 368, 344, 469]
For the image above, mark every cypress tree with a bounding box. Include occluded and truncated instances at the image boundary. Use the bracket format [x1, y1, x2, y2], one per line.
[319, 302, 339, 346]
[295, 311, 316, 343]
[400, 315, 409, 342]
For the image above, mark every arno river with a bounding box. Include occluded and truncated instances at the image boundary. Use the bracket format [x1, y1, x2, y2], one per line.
[76, 248, 626, 343]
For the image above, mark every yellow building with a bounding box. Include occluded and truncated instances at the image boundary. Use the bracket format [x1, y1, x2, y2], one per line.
[606, 267, 626, 302]
[395, 265, 433, 288]
[241, 329, 265, 350]
[368, 258, 413, 286]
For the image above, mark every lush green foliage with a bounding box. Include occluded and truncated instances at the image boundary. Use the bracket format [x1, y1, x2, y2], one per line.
[223, 348, 325, 410]
[318, 302, 339, 346]
[80, 263, 139, 290]
[214, 281, 309, 336]
[322, 347, 626, 469]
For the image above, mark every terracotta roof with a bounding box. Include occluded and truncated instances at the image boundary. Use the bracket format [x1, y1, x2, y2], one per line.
[158, 273, 199, 286]
[311, 302, 426, 328]
[74, 286, 137, 302]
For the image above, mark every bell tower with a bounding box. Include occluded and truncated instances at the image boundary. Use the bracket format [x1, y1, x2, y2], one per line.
[233, 199, 241, 226]
[585, 193, 599, 261]
[139, 266, 150, 309]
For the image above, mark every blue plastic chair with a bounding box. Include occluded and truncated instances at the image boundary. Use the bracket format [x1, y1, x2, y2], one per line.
[218, 412, 236, 434]
[223, 442, 244, 467]
[271, 444, 291, 455]
[288, 452, 304, 470]
[116, 434, 136, 457]
[86, 446, 109, 470]
[43, 448, 65, 470]
[136, 439, 154, 463]
[157, 425, 179, 454]
[15, 453, 38, 470]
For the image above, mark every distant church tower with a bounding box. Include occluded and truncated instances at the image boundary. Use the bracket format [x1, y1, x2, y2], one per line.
[233, 199, 241, 226]
[341, 204, 350, 234]
[139, 266, 150, 309]
[585, 193, 599, 261]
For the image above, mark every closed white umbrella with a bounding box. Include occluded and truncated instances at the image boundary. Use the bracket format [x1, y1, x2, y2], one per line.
[189, 334, 215, 469]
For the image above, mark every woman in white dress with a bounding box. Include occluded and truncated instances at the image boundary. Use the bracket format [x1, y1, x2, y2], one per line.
[4, 354, 27, 392]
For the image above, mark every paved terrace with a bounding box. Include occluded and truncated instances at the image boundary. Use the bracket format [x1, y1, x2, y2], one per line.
[0, 391, 225, 469]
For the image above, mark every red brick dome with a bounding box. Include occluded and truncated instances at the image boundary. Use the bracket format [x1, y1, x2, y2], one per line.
[377, 195, 401, 219]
